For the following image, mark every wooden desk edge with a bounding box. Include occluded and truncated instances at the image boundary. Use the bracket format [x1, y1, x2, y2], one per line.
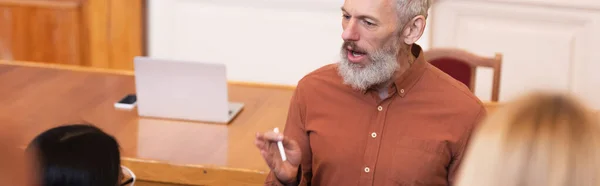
[121, 157, 268, 185]
[0, 61, 512, 105]
[0, 60, 296, 90]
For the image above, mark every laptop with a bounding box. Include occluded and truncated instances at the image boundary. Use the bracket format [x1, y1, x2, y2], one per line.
[133, 56, 244, 124]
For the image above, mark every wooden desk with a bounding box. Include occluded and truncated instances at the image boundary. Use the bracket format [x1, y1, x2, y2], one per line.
[0, 60, 504, 186]
[0, 61, 297, 185]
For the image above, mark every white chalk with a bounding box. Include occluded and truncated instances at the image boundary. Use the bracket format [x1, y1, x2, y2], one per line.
[273, 127, 287, 161]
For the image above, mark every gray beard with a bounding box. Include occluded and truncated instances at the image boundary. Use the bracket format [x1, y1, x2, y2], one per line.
[337, 42, 400, 91]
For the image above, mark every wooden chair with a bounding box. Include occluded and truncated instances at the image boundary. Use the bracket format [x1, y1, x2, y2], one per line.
[424, 48, 503, 102]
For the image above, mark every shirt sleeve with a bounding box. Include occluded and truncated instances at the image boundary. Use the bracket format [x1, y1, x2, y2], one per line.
[447, 106, 487, 185]
[264, 83, 312, 186]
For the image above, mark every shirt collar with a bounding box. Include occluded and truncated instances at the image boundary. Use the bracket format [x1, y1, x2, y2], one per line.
[361, 43, 428, 97]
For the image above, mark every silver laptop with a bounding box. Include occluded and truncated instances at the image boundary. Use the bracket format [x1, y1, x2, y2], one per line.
[133, 56, 244, 124]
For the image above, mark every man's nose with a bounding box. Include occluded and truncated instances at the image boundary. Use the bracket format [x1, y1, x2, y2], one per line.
[342, 21, 359, 41]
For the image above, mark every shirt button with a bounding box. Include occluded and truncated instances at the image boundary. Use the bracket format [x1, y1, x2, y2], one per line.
[377, 106, 383, 111]
[400, 89, 405, 94]
[364, 167, 370, 173]
[371, 132, 377, 138]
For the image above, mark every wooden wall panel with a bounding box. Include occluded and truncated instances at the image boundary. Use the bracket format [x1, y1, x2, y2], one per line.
[108, 0, 143, 70]
[0, 0, 144, 70]
[0, 1, 82, 65]
[81, 0, 109, 68]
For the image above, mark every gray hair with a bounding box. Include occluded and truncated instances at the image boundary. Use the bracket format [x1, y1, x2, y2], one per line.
[395, 0, 432, 26]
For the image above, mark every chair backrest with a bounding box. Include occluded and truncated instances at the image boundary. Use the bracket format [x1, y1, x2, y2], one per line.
[424, 48, 503, 102]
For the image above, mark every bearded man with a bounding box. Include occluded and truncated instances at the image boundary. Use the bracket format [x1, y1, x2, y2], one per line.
[255, 0, 486, 185]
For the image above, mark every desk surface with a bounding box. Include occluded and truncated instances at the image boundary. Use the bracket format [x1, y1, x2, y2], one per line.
[0, 61, 507, 186]
[0, 61, 298, 185]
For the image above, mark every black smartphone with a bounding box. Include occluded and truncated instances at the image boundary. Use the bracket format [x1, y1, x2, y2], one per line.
[114, 94, 137, 109]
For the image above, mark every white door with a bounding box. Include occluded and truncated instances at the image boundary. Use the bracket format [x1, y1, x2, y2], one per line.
[430, 0, 600, 109]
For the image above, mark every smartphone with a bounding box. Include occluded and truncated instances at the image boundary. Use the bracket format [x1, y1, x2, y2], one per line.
[114, 94, 137, 110]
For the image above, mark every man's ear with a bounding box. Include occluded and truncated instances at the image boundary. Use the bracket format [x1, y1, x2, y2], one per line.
[402, 15, 426, 45]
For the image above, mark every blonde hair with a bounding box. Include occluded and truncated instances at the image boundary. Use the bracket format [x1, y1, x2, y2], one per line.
[456, 91, 600, 186]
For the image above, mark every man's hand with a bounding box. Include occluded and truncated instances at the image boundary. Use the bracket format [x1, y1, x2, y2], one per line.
[255, 130, 302, 184]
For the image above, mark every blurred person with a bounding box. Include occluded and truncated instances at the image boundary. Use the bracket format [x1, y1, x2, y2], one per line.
[255, 0, 486, 185]
[456, 91, 600, 186]
[27, 124, 135, 186]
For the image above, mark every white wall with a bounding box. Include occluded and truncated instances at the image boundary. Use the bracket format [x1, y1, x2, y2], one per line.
[148, 0, 600, 110]
[147, 0, 432, 86]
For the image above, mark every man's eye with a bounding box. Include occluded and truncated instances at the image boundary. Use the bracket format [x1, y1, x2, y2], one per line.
[363, 20, 375, 26]
[342, 14, 350, 19]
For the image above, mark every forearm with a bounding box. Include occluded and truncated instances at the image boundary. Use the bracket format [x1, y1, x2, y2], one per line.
[266, 81, 312, 186]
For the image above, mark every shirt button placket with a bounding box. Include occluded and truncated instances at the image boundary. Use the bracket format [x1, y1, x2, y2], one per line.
[363, 103, 385, 183]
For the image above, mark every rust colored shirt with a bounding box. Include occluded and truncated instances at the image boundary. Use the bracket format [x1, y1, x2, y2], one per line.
[266, 44, 486, 186]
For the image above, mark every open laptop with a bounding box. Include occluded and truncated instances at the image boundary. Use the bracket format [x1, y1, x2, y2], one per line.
[133, 56, 244, 124]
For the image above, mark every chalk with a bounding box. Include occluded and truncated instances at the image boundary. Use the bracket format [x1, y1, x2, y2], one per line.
[273, 127, 287, 161]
